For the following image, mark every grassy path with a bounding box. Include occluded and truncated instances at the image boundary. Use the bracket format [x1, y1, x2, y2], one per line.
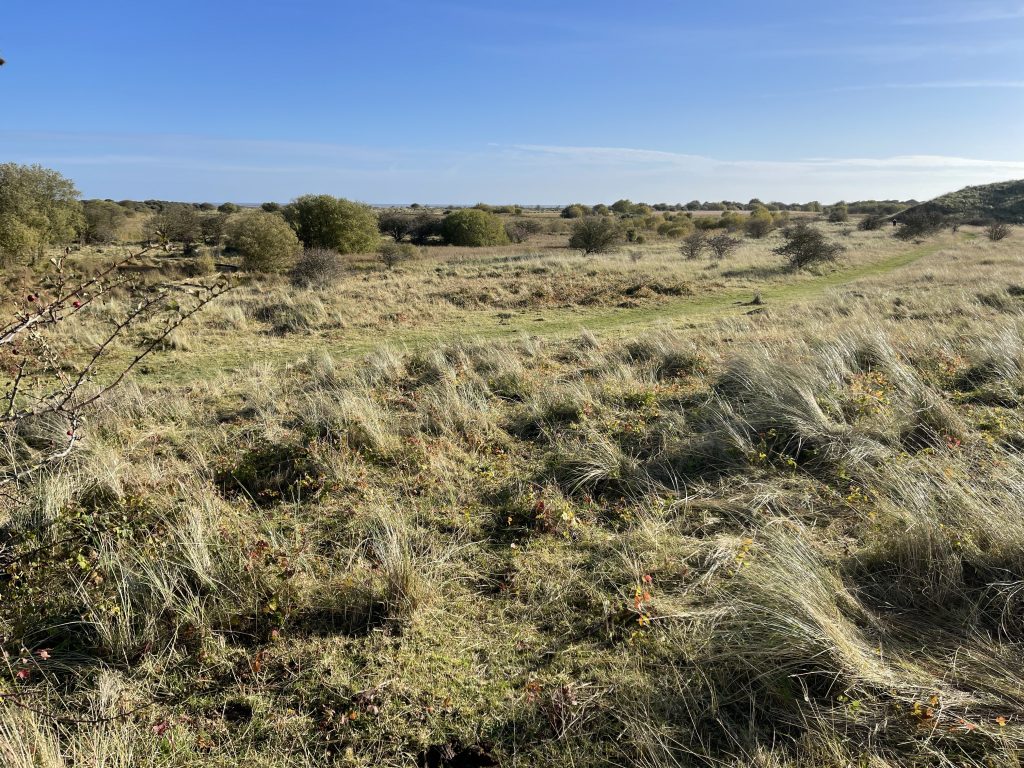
[142, 238, 948, 384]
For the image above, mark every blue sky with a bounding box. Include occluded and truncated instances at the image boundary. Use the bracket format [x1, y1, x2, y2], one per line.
[2, 0, 1023, 204]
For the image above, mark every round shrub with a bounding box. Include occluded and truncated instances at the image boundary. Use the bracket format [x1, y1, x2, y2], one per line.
[284, 195, 380, 253]
[569, 216, 622, 255]
[440, 209, 509, 247]
[228, 211, 302, 273]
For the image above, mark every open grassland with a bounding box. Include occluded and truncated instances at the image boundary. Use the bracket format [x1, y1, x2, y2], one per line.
[4, 226, 1024, 766]
[52, 222, 952, 383]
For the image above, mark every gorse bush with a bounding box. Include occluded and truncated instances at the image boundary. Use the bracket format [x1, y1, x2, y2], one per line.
[440, 209, 509, 247]
[284, 194, 380, 253]
[228, 210, 302, 272]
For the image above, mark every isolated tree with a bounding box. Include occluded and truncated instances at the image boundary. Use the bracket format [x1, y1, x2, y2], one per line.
[218, 202, 241, 214]
[708, 233, 741, 259]
[440, 209, 509, 247]
[81, 199, 128, 244]
[560, 204, 588, 219]
[504, 219, 543, 243]
[610, 199, 635, 215]
[228, 211, 302, 272]
[284, 195, 380, 253]
[0, 163, 83, 265]
[745, 206, 774, 238]
[827, 203, 850, 223]
[261, 202, 283, 213]
[774, 222, 844, 269]
[680, 231, 708, 260]
[986, 221, 1012, 241]
[378, 212, 417, 242]
[569, 216, 622, 255]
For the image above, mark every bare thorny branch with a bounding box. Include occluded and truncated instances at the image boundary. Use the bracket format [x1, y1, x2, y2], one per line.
[0, 245, 229, 488]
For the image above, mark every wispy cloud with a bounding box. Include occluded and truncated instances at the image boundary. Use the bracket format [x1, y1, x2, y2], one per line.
[893, 4, 1024, 25]
[6, 131, 1023, 204]
[832, 80, 1024, 92]
[511, 144, 1024, 173]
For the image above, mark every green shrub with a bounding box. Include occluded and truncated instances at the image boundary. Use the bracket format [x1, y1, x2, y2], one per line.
[774, 222, 845, 268]
[284, 195, 380, 253]
[681, 231, 707, 259]
[440, 209, 509, 247]
[228, 211, 302, 272]
[569, 216, 622, 255]
[894, 209, 946, 241]
[827, 203, 850, 223]
[746, 207, 774, 239]
[858, 214, 886, 231]
[0, 163, 82, 265]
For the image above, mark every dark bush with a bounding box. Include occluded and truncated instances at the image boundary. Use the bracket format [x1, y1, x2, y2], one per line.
[378, 212, 417, 242]
[894, 209, 947, 241]
[708, 233, 741, 259]
[505, 219, 543, 243]
[680, 231, 708, 260]
[858, 214, 886, 231]
[987, 221, 1012, 241]
[774, 222, 845, 269]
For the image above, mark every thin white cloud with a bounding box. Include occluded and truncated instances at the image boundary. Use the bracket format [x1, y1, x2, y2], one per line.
[894, 4, 1024, 25]
[834, 80, 1024, 92]
[9, 132, 1024, 205]
[511, 144, 1024, 173]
